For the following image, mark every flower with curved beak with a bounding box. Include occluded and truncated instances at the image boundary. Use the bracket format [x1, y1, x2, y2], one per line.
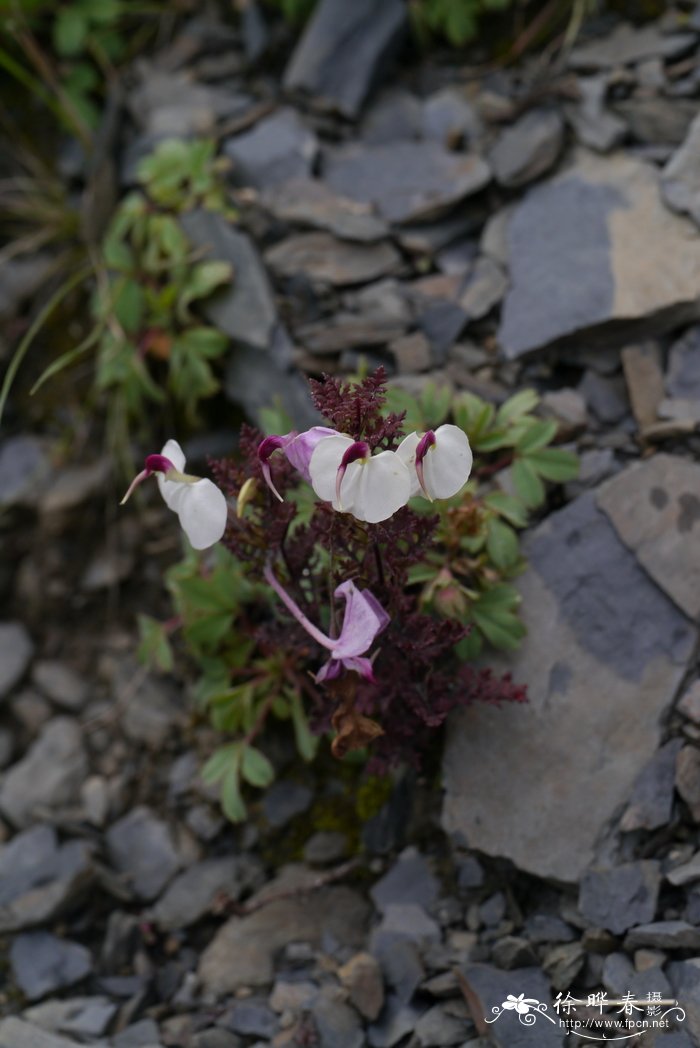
[121, 439, 227, 550]
[263, 564, 389, 683]
[309, 434, 411, 524]
[258, 426, 336, 501]
[397, 424, 473, 501]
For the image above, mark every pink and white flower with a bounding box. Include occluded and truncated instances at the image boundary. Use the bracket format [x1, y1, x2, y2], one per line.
[121, 439, 227, 550]
[397, 423, 473, 501]
[263, 564, 389, 683]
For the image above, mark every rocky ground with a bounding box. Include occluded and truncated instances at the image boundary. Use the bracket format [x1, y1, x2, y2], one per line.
[4, 1, 700, 1045]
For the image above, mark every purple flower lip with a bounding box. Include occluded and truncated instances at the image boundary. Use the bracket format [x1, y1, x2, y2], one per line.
[335, 440, 370, 508]
[144, 454, 176, 475]
[120, 454, 176, 504]
[258, 435, 293, 502]
[414, 430, 436, 500]
[263, 563, 389, 684]
[258, 427, 337, 502]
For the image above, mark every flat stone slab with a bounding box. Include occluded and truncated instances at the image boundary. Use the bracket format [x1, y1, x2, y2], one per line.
[180, 210, 277, 351]
[324, 140, 490, 224]
[199, 866, 369, 995]
[597, 453, 700, 620]
[498, 151, 700, 358]
[283, 0, 407, 119]
[265, 232, 400, 286]
[442, 489, 695, 883]
[260, 178, 389, 243]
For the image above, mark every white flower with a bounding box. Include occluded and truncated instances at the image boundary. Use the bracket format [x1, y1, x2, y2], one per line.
[121, 439, 228, 550]
[397, 424, 473, 501]
[309, 434, 411, 524]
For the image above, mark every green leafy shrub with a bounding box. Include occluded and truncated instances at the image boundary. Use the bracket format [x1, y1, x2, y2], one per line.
[94, 138, 234, 451]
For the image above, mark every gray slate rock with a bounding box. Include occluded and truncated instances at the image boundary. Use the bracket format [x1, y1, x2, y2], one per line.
[422, 87, 482, 147]
[579, 861, 661, 934]
[579, 371, 630, 425]
[498, 152, 700, 359]
[0, 436, 51, 510]
[284, 0, 407, 119]
[129, 67, 251, 135]
[106, 806, 181, 901]
[24, 997, 117, 1041]
[621, 738, 683, 832]
[0, 622, 33, 698]
[667, 958, 700, 1045]
[226, 999, 278, 1039]
[667, 325, 700, 399]
[459, 256, 508, 321]
[112, 1019, 161, 1047]
[625, 921, 700, 950]
[0, 1017, 80, 1048]
[180, 209, 277, 351]
[490, 109, 564, 188]
[266, 231, 400, 286]
[224, 108, 318, 189]
[523, 914, 575, 944]
[663, 113, 700, 228]
[0, 826, 93, 932]
[11, 931, 91, 1000]
[262, 779, 313, 827]
[361, 88, 423, 144]
[199, 868, 369, 995]
[368, 996, 427, 1048]
[443, 490, 695, 882]
[310, 986, 364, 1048]
[461, 964, 564, 1047]
[261, 178, 388, 242]
[414, 1002, 469, 1046]
[370, 848, 439, 914]
[568, 22, 696, 71]
[325, 141, 490, 224]
[0, 718, 87, 828]
[566, 76, 626, 153]
[32, 661, 87, 711]
[150, 855, 262, 930]
[597, 453, 700, 620]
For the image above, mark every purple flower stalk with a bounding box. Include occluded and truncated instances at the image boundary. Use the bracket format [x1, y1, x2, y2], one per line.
[263, 564, 390, 683]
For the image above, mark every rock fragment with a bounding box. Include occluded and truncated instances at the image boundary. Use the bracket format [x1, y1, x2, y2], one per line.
[498, 152, 700, 359]
[284, 0, 407, 119]
[443, 491, 695, 882]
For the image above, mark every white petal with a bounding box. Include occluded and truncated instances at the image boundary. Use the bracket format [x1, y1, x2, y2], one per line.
[309, 434, 354, 503]
[422, 424, 473, 500]
[349, 451, 411, 524]
[161, 439, 186, 471]
[395, 432, 422, 497]
[157, 439, 188, 510]
[177, 479, 228, 549]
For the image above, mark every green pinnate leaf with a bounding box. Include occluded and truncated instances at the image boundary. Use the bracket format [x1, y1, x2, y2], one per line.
[241, 745, 275, 788]
[485, 518, 520, 571]
[525, 448, 580, 482]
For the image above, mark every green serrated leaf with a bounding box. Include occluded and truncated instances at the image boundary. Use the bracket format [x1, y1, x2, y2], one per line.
[241, 745, 275, 788]
[496, 388, 539, 425]
[221, 762, 247, 822]
[472, 604, 526, 650]
[483, 491, 528, 528]
[525, 448, 580, 482]
[201, 742, 240, 785]
[136, 614, 174, 673]
[485, 518, 520, 571]
[54, 8, 88, 56]
[516, 419, 559, 454]
[290, 690, 319, 762]
[511, 458, 546, 509]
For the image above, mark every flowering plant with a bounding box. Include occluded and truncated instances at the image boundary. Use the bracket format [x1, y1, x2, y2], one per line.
[132, 369, 577, 821]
